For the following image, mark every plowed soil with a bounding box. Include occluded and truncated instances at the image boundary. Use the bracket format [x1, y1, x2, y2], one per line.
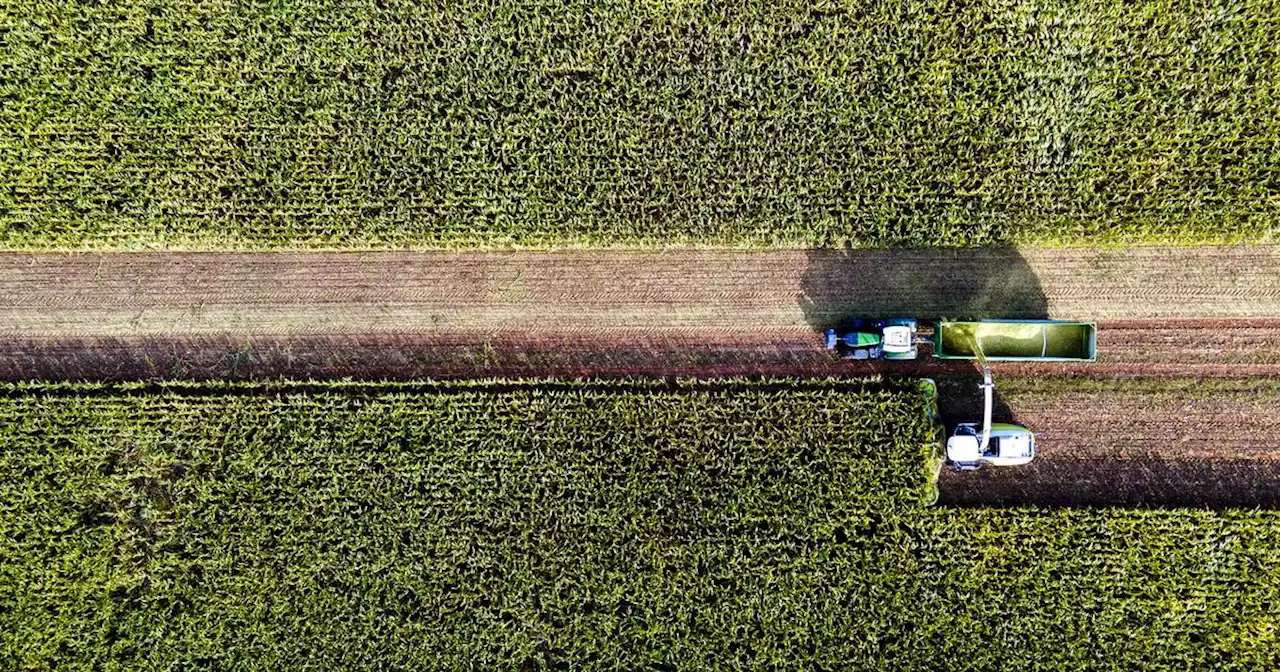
[4, 246, 1280, 507]
[4, 246, 1280, 336]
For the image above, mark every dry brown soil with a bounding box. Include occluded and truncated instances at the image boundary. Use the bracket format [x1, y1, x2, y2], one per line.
[4, 246, 1279, 336]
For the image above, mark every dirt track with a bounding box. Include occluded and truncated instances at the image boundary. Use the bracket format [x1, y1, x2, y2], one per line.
[4, 246, 1280, 335]
[3, 321, 1279, 382]
[3, 246, 1280, 507]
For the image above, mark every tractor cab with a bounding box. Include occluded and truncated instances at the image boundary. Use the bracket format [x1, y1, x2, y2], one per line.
[825, 318, 919, 360]
[881, 324, 916, 358]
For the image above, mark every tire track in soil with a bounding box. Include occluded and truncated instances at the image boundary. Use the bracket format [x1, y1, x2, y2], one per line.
[4, 321, 1277, 381]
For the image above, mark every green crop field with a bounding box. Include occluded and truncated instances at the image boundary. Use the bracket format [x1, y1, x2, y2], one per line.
[2, 0, 1278, 250]
[3, 379, 1278, 669]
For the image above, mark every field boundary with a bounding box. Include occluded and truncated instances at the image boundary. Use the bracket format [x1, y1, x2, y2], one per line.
[0, 375, 911, 399]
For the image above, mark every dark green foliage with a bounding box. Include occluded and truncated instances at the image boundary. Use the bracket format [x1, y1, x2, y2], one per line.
[2, 379, 1279, 669]
[1, 0, 1277, 249]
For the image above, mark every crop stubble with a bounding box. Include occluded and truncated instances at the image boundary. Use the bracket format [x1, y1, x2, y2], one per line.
[3, 246, 1279, 333]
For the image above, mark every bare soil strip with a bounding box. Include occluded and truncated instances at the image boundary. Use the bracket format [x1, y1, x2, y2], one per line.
[3, 246, 1279, 337]
[2, 322, 1278, 382]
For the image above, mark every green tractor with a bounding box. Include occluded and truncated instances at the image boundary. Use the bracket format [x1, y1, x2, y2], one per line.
[824, 318, 920, 360]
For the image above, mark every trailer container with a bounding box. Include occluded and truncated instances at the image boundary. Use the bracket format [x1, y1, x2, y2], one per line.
[934, 320, 1097, 362]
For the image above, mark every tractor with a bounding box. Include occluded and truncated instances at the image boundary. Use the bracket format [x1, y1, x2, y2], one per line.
[824, 318, 920, 360]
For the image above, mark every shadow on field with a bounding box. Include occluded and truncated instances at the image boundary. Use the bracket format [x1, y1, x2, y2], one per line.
[799, 248, 1280, 509]
[934, 373, 1018, 433]
[797, 247, 1050, 327]
[938, 457, 1280, 509]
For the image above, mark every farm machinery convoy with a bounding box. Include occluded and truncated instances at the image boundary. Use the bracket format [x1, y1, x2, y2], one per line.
[826, 319, 1097, 470]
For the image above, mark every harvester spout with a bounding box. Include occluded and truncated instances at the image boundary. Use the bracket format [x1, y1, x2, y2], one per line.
[978, 364, 994, 454]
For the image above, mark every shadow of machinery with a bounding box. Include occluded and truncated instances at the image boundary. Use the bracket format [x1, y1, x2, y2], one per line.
[797, 245, 1048, 432]
[797, 247, 1050, 327]
[933, 374, 1018, 430]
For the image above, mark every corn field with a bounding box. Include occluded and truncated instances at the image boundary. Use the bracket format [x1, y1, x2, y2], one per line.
[1, 0, 1278, 249]
[2, 379, 1278, 669]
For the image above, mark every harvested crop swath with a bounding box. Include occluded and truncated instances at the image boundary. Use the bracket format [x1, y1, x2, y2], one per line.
[1, 1, 1278, 249]
[2, 379, 1279, 669]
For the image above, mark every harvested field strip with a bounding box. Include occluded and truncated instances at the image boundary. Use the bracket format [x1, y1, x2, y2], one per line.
[3, 247, 1280, 339]
[3, 320, 1280, 382]
[3, 380, 1280, 669]
[1094, 320, 1280, 365]
[940, 377, 1280, 507]
[2, 1, 1279, 249]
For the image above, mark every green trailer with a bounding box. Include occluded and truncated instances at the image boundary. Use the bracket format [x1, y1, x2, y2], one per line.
[935, 320, 1097, 362]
